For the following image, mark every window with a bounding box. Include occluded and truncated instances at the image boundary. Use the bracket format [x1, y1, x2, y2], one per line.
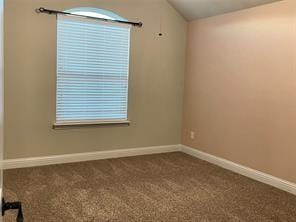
[56, 8, 131, 126]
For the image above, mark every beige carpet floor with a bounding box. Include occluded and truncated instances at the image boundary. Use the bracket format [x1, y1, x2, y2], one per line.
[3, 152, 296, 222]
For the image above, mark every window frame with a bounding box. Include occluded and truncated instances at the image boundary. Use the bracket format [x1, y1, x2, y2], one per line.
[53, 8, 131, 129]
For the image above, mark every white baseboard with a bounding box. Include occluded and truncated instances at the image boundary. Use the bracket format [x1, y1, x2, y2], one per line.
[3, 144, 296, 196]
[3, 144, 182, 170]
[181, 145, 296, 196]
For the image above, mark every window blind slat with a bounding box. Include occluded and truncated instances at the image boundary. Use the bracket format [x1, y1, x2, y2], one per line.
[56, 14, 130, 123]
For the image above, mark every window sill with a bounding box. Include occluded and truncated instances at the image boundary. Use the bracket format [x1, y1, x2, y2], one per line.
[53, 120, 130, 130]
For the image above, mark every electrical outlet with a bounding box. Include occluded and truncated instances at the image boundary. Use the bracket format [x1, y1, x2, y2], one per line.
[190, 131, 195, 140]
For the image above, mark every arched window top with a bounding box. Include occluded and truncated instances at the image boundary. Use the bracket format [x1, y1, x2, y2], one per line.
[65, 7, 126, 21]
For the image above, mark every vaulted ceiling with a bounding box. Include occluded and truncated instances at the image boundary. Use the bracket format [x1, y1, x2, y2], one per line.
[167, 0, 282, 21]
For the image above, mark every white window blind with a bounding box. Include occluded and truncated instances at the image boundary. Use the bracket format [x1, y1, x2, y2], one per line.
[56, 14, 131, 124]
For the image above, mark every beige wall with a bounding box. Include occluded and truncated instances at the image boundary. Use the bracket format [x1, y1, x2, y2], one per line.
[0, 0, 3, 197]
[4, 0, 187, 159]
[183, 0, 296, 183]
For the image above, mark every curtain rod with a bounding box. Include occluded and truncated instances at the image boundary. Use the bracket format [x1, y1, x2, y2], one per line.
[35, 7, 143, 27]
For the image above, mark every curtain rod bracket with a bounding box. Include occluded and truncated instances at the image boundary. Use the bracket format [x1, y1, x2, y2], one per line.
[36, 7, 44, 14]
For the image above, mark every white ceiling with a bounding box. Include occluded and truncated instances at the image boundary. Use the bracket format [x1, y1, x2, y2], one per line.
[168, 0, 282, 20]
